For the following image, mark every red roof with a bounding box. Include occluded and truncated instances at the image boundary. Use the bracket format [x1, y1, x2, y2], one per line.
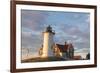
[56, 43, 74, 52]
[74, 56, 82, 60]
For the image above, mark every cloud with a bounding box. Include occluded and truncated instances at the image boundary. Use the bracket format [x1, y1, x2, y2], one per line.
[21, 31, 43, 58]
[75, 48, 90, 53]
[74, 48, 90, 58]
[21, 10, 49, 32]
[21, 49, 39, 60]
[21, 30, 43, 58]
[21, 10, 49, 58]
[21, 31, 42, 47]
[21, 10, 90, 58]
[54, 23, 90, 49]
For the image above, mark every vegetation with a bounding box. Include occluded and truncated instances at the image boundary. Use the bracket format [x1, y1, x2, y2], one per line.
[21, 57, 66, 63]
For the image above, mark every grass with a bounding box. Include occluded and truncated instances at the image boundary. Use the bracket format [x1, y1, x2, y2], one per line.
[21, 57, 66, 63]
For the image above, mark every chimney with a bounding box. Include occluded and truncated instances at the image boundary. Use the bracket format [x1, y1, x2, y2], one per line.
[65, 41, 67, 45]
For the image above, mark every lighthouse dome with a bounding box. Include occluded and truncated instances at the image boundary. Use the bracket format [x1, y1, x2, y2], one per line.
[46, 25, 52, 32]
[45, 25, 55, 34]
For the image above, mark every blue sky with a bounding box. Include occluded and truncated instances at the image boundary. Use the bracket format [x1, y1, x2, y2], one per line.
[21, 9, 90, 59]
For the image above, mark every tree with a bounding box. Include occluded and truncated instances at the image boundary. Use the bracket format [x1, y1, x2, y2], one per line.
[86, 53, 90, 59]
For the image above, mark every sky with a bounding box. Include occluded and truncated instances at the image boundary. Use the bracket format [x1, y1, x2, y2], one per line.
[21, 9, 90, 59]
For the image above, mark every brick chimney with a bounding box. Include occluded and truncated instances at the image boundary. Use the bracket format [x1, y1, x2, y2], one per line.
[65, 41, 67, 45]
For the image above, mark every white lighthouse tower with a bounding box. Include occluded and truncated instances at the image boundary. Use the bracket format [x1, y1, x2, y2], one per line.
[41, 25, 55, 58]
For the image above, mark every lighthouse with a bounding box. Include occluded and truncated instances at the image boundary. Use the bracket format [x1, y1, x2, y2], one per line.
[40, 25, 55, 58]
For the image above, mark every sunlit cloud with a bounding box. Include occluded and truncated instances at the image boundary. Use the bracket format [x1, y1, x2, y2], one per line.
[74, 48, 90, 58]
[21, 10, 90, 58]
